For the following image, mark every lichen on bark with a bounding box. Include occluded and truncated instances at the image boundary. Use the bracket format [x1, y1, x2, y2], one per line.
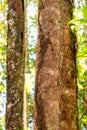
[6, 0, 27, 130]
[34, 0, 78, 130]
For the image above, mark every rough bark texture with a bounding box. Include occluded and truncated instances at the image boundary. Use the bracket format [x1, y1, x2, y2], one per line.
[34, 0, 78, 130]
[6, 0, 27, 129]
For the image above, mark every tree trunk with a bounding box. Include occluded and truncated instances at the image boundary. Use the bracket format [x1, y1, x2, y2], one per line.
[34, 0, 78, 130]
[6, 0, 27, 129]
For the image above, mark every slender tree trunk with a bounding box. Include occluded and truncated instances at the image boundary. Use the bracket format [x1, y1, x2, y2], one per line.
[6, 0, 28, 129]
[23, 0, 29, 129]
[34, 0, 78, 130]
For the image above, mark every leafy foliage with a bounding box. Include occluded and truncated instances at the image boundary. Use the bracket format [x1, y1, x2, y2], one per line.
[70, 3, 87, 130]
[0, 1, 7, 129]
[26, 1, 38, 129]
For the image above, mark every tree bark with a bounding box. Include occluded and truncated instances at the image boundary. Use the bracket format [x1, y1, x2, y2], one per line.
[34, 0, 78, 130]
[6, 0, 27, 129]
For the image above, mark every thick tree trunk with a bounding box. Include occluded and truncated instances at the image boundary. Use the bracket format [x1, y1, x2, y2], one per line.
[6, 0, 27, 129]
[34, 0, 78, 130]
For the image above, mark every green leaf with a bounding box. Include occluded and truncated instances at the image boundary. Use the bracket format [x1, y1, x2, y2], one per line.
[82, 115, 87, 124]
[82, 5, 87, 21]
[0, 85, 6, 92]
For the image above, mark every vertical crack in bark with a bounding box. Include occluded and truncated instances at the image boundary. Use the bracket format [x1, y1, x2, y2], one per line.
[22, 0, 24, 11]
[21, 32, 24, 42]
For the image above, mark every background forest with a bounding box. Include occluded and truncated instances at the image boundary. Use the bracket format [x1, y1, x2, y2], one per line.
[0, 0, 87, 130]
